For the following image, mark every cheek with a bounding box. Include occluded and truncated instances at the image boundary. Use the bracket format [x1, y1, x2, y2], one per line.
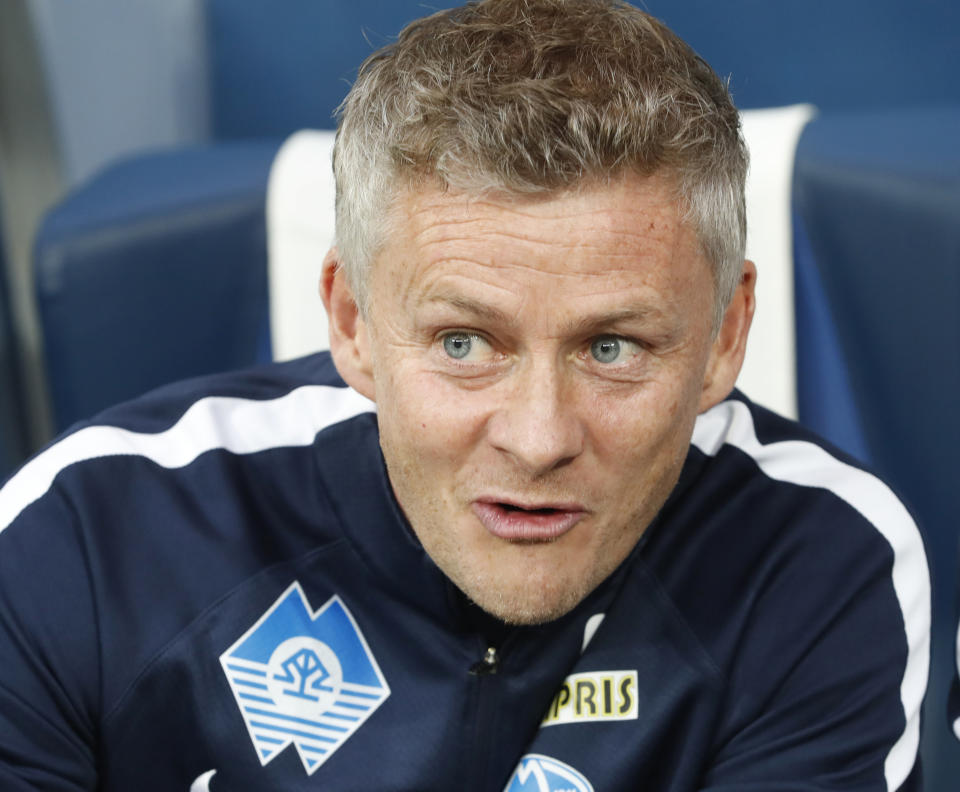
[378, 370, 479, 459]
[588, 386, 693, 472]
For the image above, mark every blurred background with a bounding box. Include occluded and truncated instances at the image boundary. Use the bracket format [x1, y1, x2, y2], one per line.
[0, 1, 957, 787]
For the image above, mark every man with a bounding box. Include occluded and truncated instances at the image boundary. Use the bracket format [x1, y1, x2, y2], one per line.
[0, 1, 929, 789]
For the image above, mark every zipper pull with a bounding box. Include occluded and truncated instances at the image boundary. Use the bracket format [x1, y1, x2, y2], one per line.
[469, 646, 499, 675]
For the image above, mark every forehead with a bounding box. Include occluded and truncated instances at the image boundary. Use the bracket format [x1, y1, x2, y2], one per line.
[376, 174, 707, 294]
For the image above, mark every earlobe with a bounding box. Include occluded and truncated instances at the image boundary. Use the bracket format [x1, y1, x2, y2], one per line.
[698, 260, 757, 412]
[320, 249, 376, 400]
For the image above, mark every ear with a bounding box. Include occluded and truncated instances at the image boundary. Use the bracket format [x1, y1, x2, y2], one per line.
[699, 260, 757, 412]
[320, 248, 376, 401]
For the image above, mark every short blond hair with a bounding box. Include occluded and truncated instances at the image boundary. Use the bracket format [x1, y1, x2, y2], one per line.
[334, 0, 747, 329]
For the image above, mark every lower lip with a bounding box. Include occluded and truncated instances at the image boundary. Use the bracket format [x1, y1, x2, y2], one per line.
[471, 501, 585, 542]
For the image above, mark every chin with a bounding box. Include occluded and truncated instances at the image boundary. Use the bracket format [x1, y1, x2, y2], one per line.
[461, 572, 596, 626]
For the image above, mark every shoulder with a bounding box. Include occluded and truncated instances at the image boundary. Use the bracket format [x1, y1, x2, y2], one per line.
[0, 353, 380, 728]
[671, 391, 929, 642]
[0, 351, 380, 657]
[642, 391, 930, 789]
[687, 390, 923, 557]
[679, 390, 929, 660]
[0, 352, 376, 535]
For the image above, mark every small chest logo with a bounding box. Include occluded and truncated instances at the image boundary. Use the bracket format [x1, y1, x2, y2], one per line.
[504, 754, 594, 792]
[220, 582, 389, 775]
[541, 670, 638, 726]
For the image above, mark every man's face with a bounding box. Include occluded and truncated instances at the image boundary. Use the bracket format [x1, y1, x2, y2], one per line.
[326, 174, 749, 624]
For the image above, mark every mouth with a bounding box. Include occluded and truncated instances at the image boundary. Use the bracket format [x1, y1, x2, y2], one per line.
[471, 498, 587, 543]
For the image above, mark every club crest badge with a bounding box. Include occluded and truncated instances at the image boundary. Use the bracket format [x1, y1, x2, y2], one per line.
[220, 582, 390, 775]
[504, 754, 594, 792]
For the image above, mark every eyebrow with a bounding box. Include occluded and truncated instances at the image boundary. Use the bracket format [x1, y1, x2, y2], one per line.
[564, 307, 659, 337]
[422, 295, 513, 325]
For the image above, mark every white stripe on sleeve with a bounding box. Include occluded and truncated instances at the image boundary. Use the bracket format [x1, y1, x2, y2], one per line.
[0, 385, 375, 533]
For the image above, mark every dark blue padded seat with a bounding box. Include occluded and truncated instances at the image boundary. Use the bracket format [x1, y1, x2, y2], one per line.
[34, 141, 281, 431]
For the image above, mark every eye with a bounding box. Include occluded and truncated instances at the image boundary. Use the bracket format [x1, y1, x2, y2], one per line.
[588, 335, 641, 365]
[440, 331, 492, 362]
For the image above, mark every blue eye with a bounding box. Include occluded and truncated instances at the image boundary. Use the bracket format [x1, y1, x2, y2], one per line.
[590, 336, 623, 364]
[442, 333, 473, 359]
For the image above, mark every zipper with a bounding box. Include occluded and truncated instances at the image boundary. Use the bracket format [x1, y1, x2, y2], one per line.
[468, 641, 502, 791]
[469, 645, 499, 675]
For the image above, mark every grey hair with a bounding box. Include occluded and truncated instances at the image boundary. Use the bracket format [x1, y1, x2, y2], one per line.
[333, 0, 748, 330]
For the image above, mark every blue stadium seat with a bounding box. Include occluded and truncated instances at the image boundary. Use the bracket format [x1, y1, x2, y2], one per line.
[30, 1, 443, 433]
[34, 142, 279, 431]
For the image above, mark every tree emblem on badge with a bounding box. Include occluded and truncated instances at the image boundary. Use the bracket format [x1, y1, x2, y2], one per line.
[282, 648, 328, 697]
[267, 636, 344, 718]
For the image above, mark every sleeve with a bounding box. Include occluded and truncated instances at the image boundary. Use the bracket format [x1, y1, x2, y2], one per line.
[0, 486, 100, 790]
[699, 500, 929, 792]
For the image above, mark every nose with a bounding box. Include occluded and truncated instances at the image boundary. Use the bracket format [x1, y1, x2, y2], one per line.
[486, 358, 585, 476]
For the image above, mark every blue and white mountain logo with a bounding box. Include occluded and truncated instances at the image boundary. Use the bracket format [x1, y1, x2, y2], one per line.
[504, 754, 594, 792]
[220, 582, 390, 775]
